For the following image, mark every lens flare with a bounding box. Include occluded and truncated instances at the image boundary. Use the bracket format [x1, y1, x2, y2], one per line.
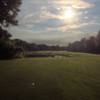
[63, 6, 75, 20]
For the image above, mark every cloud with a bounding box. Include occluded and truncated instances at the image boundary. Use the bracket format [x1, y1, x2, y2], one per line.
[52, 0, 94, 9]
[9, 0, 100, 45]
[19, 0, 94, 25]
[56, 20, 100, 32]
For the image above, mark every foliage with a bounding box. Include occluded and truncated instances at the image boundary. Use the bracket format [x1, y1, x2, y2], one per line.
[67, 31, 100, 54]
[0, 0, 21, 27]
[0, 0, 22, 59]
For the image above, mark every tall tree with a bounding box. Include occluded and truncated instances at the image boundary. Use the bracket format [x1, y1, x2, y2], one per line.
[0, 0, 22, 58]
[0, 0, 21, 29]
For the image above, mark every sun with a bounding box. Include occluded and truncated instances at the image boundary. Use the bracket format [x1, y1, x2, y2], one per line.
[64, 7, 74, 19]
[62, 6, 76, 21]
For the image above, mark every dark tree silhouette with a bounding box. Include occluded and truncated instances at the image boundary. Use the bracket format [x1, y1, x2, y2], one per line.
[0, 0, 21, 28]
[0, 0, 22, 59]
[0, 0, 21, 38]
[67, 30, 100, 54]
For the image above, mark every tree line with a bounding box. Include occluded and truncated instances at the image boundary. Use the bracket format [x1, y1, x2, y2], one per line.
[67, 31, 100, 54]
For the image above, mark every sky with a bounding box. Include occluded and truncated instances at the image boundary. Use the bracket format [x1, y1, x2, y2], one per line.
[9, 0, 100, 46]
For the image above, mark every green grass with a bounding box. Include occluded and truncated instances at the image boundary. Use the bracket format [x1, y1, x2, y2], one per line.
[0, 52, 100, 100]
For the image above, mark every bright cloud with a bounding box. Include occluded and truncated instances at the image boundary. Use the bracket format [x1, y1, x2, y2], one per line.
[52, 0, 94, 9]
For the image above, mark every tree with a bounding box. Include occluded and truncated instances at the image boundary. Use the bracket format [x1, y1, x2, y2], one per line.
[0, 0, 22, 59]
[96, 30, 100, 53]
[0, 0, 21, 39]
[86, 36, 97, 53]
[0, 0, 21, 29]
[67, 31, 100, 54]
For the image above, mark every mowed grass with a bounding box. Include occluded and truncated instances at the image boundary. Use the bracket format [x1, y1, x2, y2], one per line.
[0, 52, 100, 100]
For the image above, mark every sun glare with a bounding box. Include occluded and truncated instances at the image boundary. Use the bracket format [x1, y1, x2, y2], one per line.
[62, 6, 76, 21]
